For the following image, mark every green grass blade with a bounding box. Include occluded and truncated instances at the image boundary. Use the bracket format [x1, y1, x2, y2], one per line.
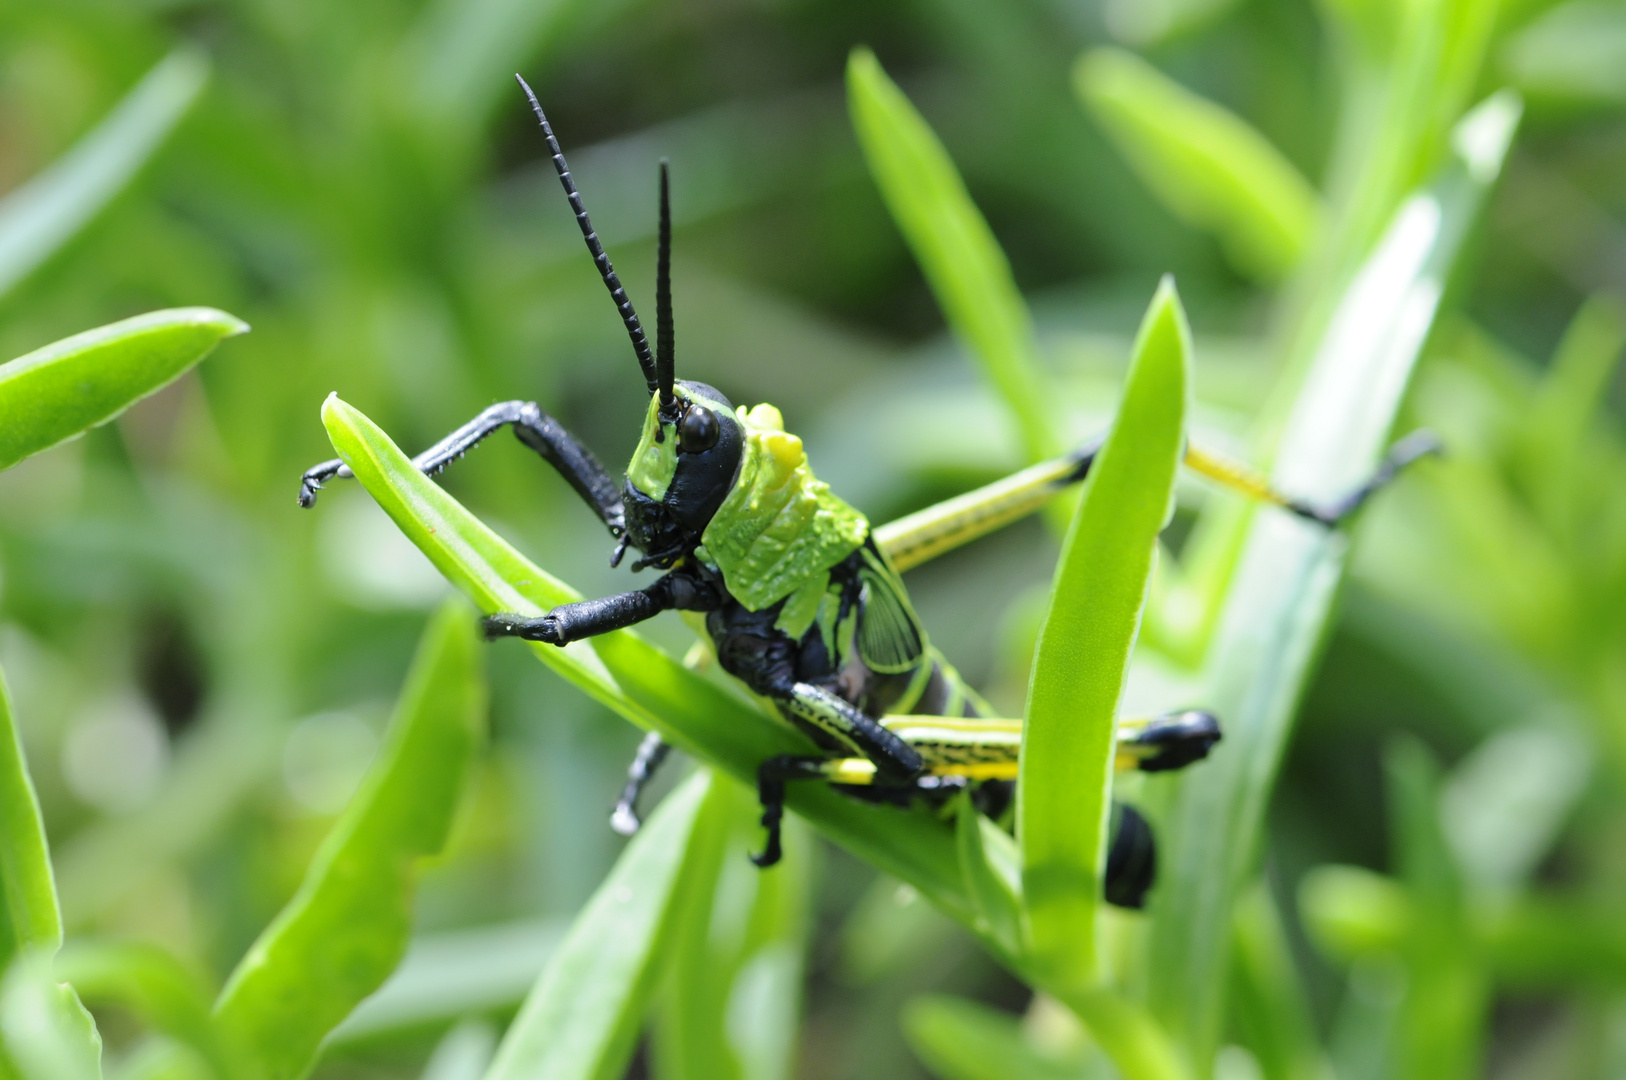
[55, 941, 233, 1080]
[0, 952, 102, 1080]
[1019, 278, 1189, 990]
[1144, 92, 1521, 1070]
[1074, 49, 1322, 282]
[214, 599, 487, 1080]
[847, 47, 1057, 463]
[0, 49, 208, 299]
[656, 774, 810, 1080]
[1386, 739, 1486, 1080]
[318, 395, 975, 919]
[0, 666, 60, 972]
[0, 308, 248, 472]
[956, 797, 1022, 956]
[483, 770, 714, 1080]
[902, 995, 1094, 1080]
[1228, 886, 1328, 1080]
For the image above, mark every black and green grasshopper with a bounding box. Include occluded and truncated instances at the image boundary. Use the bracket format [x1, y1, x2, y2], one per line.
[297, 76, 1437, 908]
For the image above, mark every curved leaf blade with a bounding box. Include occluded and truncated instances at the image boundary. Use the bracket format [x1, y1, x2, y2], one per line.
[1019, 278, 1189, 989]
[0, 307, 248, 472]
[483, 770, 715, 1080]
[0, 49, 209, 299]
[1145, 92, 1521, 1068]
[847, 47, 1057, 463]
[213, 599, 486, 1080]
[1075, 49, 1321, 282]
[55, 941, 232, 1080]
[0, 952, 102, 1080]
[0, 666, 60, 972]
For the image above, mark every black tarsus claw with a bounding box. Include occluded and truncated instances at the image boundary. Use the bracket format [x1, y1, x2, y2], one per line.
[297, 482, 320, 508]
[750, 803, 784, 868]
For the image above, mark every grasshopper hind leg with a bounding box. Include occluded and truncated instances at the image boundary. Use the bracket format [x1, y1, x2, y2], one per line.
[610, 731, 673, 837]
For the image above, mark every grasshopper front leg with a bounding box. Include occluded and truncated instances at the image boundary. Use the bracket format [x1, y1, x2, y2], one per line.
[482, 570, 721, 644]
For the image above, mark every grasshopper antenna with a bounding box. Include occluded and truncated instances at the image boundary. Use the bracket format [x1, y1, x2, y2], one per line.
[655, 160, 676, 414]
[515, 74, 660, 396]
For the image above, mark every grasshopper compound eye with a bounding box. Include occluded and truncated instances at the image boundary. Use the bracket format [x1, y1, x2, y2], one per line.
[678, 405, 719, 453]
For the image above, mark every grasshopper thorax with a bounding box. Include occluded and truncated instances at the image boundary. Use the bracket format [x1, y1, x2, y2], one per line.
[621, 380, 744, 569]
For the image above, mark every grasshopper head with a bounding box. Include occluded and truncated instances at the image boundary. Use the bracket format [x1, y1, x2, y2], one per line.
[621, 381, 744, 568]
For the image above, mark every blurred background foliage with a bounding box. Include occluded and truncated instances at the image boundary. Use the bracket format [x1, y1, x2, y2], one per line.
[1, 0, 1625, 1077]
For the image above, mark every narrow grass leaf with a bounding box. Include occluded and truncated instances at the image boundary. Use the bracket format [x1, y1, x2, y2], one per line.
[955, 797, 1021, 956]
[1145, 93, 1519, 1070]
[54, 941, 232, 1080]
[214, 599, 486, 1080]
[1019, 278, 1189, 990]
[483, 770, 713, 1080]
[847, 47, 1057, 463]
[902, 995, 1092, 1080]
[1229, 886, 1329, 1080]
[0, 307, 248, 471]
[0, 49, 208, 298]
[0, 951, 102, 1080]
[656, 774, 810, 1080]
[1386, 739, 1486, 1080]
[0, 667, 60, 972]
[1075, 48, 1322, 282]
[320, 395, 975, 920]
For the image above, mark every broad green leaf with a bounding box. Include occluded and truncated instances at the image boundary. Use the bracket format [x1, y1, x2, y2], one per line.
[1145, 92, 1520, 1071]
[1075, 49, 1322, 282]
[0, 951, 102, 1080]
[847, 47, 1057, 463]
[0, 666, 59, 972]
[54, 941, 232, 1080]
[1019, 278, 1189, 990]
[214, 599, 486, 1080]
[0, 49, 208, 299]
[902, 994, 1095, 1080]
[483, 770, 713, 1080]
[319, 395, 976, 920]
[0, 308, 248, 472]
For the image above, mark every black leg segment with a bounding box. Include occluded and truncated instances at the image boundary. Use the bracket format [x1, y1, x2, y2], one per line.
[483, 569, 723, 646]
[750, 755, 830, 868]
[297, 400, 625, 534]
[611, 731, 672, 836]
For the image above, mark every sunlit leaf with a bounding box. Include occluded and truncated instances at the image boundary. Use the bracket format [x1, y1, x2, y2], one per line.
[0, 307, 248, 472]
[847, 47, 1057, 463]
[0, 951, 102, 1080]
[1075, 48, 1322, 281]
[0, 49, 208, 299]
[1145, 92, 1520, 1071]
[214, 599, 486, 1080]
[55, 941, 233, 1080]
[1019, 278, 1188, 989]
[483, 770, 713, 1080]
[0, 668, 59, 973]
